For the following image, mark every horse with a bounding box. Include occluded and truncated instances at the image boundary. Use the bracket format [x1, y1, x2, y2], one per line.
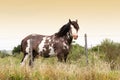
[20, 19, 79, 66]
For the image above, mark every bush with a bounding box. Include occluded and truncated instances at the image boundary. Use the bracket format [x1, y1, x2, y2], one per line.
[68, 44, 84, 61]
[0, 50, 10, 58]
[12, 45, 21, 55]
[100, 39, 120, 69]
[91, 39, 120, 69]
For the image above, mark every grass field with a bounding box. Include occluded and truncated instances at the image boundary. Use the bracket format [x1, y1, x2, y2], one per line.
[0, 53, 120, 80]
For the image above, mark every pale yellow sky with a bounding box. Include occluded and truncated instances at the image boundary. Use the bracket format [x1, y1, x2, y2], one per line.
[0, 0, 120, 50]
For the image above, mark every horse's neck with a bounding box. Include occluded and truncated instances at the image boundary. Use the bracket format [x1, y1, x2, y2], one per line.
[53, 32, 73, 45]
[67, 35, 73, 45]
[64, 32, 73, 45]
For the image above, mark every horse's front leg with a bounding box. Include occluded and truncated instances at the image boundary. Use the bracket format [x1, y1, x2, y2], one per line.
[57, 53, 64, 62]
[63, 53, 69, 62]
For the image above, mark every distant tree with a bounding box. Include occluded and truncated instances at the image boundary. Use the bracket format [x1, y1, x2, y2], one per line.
[0, 50, 10, 58]
[12, 45, 21, 54]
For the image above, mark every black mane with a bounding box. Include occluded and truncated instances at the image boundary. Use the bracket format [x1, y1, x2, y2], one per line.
[56, 22, 71, 37]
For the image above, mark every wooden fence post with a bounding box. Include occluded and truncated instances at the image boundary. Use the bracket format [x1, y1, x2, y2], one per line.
[85, 34, 88, 65]
[30, 39, 33, 67]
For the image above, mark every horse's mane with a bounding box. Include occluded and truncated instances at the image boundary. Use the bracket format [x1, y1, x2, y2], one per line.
[55, 23, 71, 37]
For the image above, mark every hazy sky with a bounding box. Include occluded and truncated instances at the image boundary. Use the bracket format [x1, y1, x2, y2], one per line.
[0, 0, 120, 50]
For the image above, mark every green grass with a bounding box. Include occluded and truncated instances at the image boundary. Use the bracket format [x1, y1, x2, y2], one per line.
[0, 55, 120, 80]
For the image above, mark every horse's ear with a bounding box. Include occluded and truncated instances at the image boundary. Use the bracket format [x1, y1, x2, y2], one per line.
[69, 19, 72, 23]
[76, 19, 78, 23]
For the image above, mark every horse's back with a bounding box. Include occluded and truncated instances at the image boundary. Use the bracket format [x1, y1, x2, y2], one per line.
[21, 34, 44, 53]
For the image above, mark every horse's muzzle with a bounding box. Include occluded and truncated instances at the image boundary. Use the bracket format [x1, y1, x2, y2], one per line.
[73, 34, 78, 40]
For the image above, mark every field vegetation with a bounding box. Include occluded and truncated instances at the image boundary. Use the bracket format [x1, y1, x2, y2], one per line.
[0, 39, 120, 80]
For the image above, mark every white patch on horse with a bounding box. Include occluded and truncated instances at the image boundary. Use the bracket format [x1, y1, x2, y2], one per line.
[26, 39, 30, 53]
[43, 48, 46, 51]
[38, 37, 46, 53]
[63, 42, 69, 50]
[21, 54, 29, 67]
[48, 39, 51, 42]
[49, 46, 56, 56]
[47, 37, 51, 42]
[71, 25, 77, 35]
[47, 37, 50, 40]
[55, 40, 59, 43]
[51, 43, 53, 47]
[67, 32, 70, 39]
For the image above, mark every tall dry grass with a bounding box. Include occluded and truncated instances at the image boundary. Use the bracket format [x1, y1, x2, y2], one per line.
[0, 56, 120, 80]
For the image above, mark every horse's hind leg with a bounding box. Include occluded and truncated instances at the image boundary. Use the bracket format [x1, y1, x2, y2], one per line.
[21, 53, 29, 67]
[29, 53, 34, 67]
[29, 51, 37, 67]
[21, 53, 25, 63]
[29, 58, 34, 67]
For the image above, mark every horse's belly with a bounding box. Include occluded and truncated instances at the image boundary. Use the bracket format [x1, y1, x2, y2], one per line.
[49, 46, 56, 57]
[39, 47, 56, 57]
[38, 43, 56, 57]
[37, 36, 57, 57]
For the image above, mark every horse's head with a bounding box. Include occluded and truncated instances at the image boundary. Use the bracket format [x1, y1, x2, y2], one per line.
[69, 19, 79, 40]
[56, 19, 79, 40]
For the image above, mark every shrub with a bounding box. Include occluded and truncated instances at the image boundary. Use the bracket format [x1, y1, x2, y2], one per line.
[91, 39, 120, 69]
[12, 45, 21, 55]
[100, 39, 120, 69]
[0, 50, 10, 58]
[68, 44, 84, 61]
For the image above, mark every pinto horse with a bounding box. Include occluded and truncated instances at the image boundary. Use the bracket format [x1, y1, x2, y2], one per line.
[21, 19, 79, 66]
